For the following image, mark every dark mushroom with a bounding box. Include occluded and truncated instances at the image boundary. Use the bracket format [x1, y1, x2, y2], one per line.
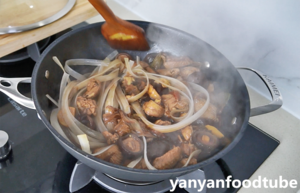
[192, 126, 220, 152]
[150, 53, 164, 70]
[116, 53, 132, 63]
[118, 134, 144, 158]
[147, 139, 171, 160]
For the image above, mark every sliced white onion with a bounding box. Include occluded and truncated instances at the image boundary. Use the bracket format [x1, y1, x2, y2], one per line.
[77, 134, 92, 154]
[92, 144, 113, 156]
[50, 108, 70, 142]
[127, 156, 142, 168]
[183, 149, 201, 167]
[106, 50, 119, 61]
[115, 85, 131, 114]
[59, 72, 70, 107]
[53, 56, 65, 73]
[104, 82, 118, 113]
[142, 136, 157, 170]
[95, 78, 120, 132]
[61, 81, 105, 142]
[75, 68, 119, 90]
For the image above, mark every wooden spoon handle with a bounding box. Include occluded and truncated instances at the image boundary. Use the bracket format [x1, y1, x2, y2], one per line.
[88, 0, 118, 25]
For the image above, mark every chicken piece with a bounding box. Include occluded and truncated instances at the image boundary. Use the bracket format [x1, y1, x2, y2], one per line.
[134, 158, 148, 169]
[125, 84, 139, 95]
[180, 143, 197, 157]
[76, 114, 96, 130]
[84, 79, 101, 99]
[114, 120, 131, 137]
[94, 144, 123, 165]
[136, 61, 156, 73]
[194, 97, 219, 122]
[102, 106, 120, 131]
[137, 80, 146, 91]
[175, 158, 197, 168]
[179, 66, 199, 79]
[147, 84, 161, 104]
[153, 146, 182, 170]
[76, 96, 97, 116]
[175, 98, 189, 110]
[156, 68, 180, 77]
[143, 100, 164, 117]
[177, 76, 184, 82]
[155, 119, 171, 125]
[102, 131, 119, 144]
[181, 125, 193, 141]
[162, 94, 178, 111]
[57, 107, 75, 127]
[161, 54, 194, 69]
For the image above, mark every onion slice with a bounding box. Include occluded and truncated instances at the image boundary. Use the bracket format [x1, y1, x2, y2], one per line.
[142, 136, 157, 170]
[92, 144, 113, 156]
[183, 149, 201, 167]
[50, 108, 70, 142]
[127, 156, 143, 168]
[115, 85, 130, 114]
[77, 134, 92, 154]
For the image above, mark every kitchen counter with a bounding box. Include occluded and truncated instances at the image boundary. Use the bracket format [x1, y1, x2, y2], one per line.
[0, 0, 98, 58]
[86, 1, 300, 192]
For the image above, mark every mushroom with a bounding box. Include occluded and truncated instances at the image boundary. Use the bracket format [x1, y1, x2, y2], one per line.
[116, 53, 132, 63]
[57, 107, 75, 127]
[192, 126, 220, 152]
[143, 100, 164, 117]
[84, 79, 101, 99]
[118, 134, 144, 158]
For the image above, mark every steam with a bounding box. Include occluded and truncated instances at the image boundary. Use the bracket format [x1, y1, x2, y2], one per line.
[115, 0, 300, 119]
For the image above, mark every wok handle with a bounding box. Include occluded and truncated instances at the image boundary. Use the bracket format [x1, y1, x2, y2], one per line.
[236, 67, 283, 117]
[0, 77, 35, 109]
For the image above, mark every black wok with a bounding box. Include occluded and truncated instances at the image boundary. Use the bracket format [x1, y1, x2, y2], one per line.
[0, 21, 282, 182]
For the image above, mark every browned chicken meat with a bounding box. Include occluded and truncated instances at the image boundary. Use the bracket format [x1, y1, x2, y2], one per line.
[76, 96, 97, 116]
[181, 125, 193, 141]
[116, 53, 132, 63]
[57, 107, 75, 127]
[162, 94, 178, 112]
[147, 84, 161, 104]
[156, 68, 180, 77]
[84, 79, 101, 99]
[180, 143, 196, 157]
[179, 66, 199, 79]
[114, 119, 131, 137]
[137, 61, 156, 73]
[153, 146, 182, 170]
[155, 119, 171, 125]
[134, 158, 148, 169]
[94, 144, 123, 165]
[143, 100, 164, 117]
[102, 131, 119, 144]
[161, 54, 194, 69]
[175, 158, 197, 168]
[194, 95, 219, 122]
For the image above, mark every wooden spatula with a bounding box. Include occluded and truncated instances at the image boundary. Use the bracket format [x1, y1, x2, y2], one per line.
[88, 0, 150, 51]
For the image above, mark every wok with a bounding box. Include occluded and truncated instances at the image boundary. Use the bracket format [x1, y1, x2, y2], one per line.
[0, 21, 282, 182]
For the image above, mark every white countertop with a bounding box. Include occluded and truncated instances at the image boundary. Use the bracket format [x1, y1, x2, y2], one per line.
[86, 1, 300, 192]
